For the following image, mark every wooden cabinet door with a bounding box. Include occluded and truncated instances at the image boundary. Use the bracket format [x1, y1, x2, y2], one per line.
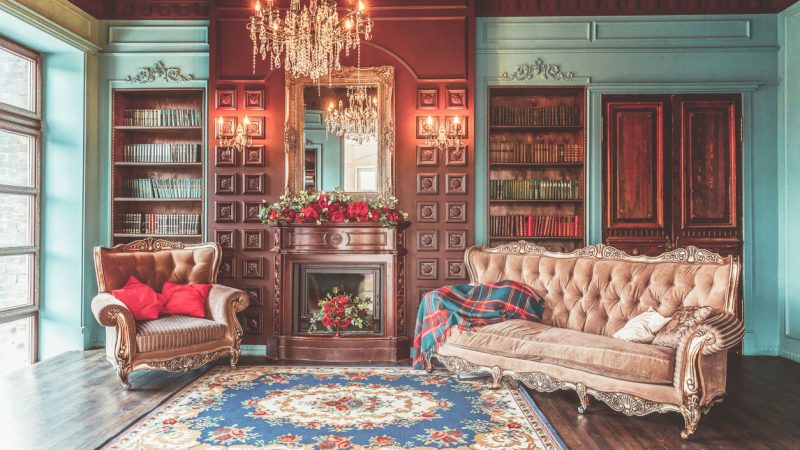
[602, 96, 671, 256]
[672, 94, 742, 256]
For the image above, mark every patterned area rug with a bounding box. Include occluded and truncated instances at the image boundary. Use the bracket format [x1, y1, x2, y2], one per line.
[104, 366, 567, 449]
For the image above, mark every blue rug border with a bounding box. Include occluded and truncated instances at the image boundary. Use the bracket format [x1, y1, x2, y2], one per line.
[515, 382, 569, 449]
[100, 364, 570, 449]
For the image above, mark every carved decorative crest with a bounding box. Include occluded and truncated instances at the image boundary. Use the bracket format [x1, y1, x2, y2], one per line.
[502, 57, 574, 82]
[126, 61, 193, 84]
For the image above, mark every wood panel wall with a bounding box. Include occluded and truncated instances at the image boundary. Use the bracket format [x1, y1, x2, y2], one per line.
[207, 0, 475, 347]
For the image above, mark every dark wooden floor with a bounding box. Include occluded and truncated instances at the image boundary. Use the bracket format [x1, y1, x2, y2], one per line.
[0, 350, 797, 449]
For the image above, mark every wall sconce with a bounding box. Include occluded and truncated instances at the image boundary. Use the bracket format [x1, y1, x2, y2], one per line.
[217, 116, 253, 152]
[423, 115, 464, 153]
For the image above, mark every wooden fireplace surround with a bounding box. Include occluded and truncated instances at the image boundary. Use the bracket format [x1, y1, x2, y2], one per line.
[266, 222, 409, 362]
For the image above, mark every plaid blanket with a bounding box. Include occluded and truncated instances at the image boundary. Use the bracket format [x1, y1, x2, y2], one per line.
[411, 280, 545, 370]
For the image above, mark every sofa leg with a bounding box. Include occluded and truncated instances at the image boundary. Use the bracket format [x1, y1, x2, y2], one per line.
[489, 366, 503, 389]
[680, 399, 702, 440]
[576, 383, 589, 414]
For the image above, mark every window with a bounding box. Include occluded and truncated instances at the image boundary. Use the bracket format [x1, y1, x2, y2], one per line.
[0, 36, 41, 374]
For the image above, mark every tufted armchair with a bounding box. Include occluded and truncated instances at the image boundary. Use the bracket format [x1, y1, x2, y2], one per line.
[91, 238, 249, 389]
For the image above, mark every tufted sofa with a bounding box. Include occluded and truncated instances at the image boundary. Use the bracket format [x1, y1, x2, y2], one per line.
[91, 238, 248, 389]
[432, 241, 743, 439]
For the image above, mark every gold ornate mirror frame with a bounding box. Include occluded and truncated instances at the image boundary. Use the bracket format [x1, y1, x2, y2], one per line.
[284, 66, 395, 197]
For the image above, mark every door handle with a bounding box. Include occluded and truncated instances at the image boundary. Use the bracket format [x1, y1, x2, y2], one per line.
[673, 236, 681, 249]
[664, 235, 673, 251]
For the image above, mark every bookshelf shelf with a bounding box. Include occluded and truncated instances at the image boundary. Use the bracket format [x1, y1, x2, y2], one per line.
[113, 233, 203, 238]
[489, 199, 583, 204]
[487, 86, 586, 253]
[114, 126, 203, 132]
[114, 198, 202, 202]
[115, 162, 203, 167]
[110, 88, 206, 245]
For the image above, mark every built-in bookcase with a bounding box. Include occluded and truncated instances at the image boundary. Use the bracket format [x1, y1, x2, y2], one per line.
[111, 88, 206, 245]
[487, 86, 585, 252]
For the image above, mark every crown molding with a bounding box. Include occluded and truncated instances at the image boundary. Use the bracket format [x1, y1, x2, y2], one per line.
[2, 0, 101, 51]
[477, 0, 799, 17]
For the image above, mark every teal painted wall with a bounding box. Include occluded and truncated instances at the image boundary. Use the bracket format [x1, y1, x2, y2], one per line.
[778, 3, 800, 362]
[0, 9, 99, 359]
[92, 20, 209, 346]
[475, 14, 781, 356]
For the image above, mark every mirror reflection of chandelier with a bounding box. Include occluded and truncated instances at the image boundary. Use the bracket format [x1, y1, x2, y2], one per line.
[325, 85, 378, 144]
[248, 0, 373, 83]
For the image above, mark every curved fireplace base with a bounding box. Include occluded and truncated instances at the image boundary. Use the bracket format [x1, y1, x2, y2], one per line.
[267, 223, 409, 362]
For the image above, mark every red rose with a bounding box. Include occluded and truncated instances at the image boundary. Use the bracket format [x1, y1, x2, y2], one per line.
[329, 210, 346, 222]
[279, 435, 297, 443]
[507, 421, 522, 429]
[302, 205, 319, 222]
[374, 437, 393, 445]
[348, 201, 370, 220]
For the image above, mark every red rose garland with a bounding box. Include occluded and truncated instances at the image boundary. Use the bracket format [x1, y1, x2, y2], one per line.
[260, 190, 408, 227]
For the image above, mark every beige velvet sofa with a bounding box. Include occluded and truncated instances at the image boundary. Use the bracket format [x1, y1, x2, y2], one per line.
[431, 241, 743, 439]
[91, 238, 249, 389]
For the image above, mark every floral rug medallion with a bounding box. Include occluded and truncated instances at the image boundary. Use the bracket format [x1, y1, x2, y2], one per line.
[104, 366, 567, 449]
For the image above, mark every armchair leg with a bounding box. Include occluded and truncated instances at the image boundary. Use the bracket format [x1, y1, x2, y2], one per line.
[230, 349, 240, 370]
[576, 383, 589, 414]
[117, 365, 132, 390]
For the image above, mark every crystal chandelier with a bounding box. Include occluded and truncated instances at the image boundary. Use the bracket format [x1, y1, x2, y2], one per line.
[248, 0, 373, 84]
[424, 115, 464, 153]
[325, 85, 378, 144]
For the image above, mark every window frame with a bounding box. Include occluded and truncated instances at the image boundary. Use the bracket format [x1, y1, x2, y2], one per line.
[0, 35, 43, 365]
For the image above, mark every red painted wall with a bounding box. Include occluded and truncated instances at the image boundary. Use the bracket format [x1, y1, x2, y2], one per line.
[208, 0, 475, 346]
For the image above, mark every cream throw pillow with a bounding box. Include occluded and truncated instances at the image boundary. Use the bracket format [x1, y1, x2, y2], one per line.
[613, 308, 671, 344]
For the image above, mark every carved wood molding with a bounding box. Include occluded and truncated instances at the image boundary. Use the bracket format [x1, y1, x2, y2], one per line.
[476, 0, 798, 17]
[502, 57, 574, 82]
[126, 61, 193, 84]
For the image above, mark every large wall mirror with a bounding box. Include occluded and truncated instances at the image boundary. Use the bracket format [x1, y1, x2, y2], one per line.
[285, 66, 395, 197]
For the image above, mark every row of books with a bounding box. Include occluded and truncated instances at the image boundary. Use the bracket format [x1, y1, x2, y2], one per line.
[121, 109, 202, 127]
[123, 178, 202, 199]
[490, 179, 580, 200]
[491, 105, 580, 127]
[116, 214, 200, 235]
[490, 215, 581, 238]
[489, 142, 583, 164]
[123, 143, 201, 163]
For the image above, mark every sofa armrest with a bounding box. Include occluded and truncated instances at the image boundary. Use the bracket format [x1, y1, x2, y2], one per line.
[673, 313, 742, 412]
[692, 313, 744, 356]
[207, 285, 249, 339]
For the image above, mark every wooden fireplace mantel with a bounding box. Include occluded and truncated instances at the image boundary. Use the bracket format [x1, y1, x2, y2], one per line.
[266, 222, 409, 362]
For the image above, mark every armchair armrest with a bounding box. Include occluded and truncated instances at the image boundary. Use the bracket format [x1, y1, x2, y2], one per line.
[91, 293, 135, 328]
[208, 284, 250, 329]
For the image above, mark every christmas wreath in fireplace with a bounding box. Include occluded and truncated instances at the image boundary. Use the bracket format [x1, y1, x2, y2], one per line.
[260, 190, 408, 228]
[308, 287, 371, 336]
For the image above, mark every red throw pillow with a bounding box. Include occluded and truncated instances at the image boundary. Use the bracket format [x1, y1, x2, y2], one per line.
[161, 282, 212, 318]
[112, 276, 164, 321]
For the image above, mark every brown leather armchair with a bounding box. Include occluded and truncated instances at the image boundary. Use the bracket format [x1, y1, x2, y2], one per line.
[91, 238, 248, 389]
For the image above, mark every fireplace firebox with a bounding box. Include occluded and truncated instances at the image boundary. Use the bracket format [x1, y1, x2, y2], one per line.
[267, 223, 408, 362]
[294, 264, 383, 335]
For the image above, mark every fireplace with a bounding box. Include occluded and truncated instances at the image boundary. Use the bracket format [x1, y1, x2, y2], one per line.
[267, 222, 408, 362]
[294, 264, 383, 335]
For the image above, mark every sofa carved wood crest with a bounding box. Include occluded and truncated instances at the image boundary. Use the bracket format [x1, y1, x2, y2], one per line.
[91, 238, 249, 389]
[431, 241, 743, 440]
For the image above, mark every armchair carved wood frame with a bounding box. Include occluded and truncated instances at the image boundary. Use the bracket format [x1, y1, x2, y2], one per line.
[91, 238, 249, 389]
[429, 243, 744, 440]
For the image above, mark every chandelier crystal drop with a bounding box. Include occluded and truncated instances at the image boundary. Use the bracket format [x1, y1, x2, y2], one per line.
[325, 85, 378, 144]
[248, 0, 373, 84]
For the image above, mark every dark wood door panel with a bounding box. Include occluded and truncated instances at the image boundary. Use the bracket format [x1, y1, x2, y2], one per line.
[673, 95, 742, 243]
[603, 96, 670, 245]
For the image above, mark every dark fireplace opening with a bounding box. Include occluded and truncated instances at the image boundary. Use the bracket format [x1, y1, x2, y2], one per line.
[293, 264, 383, 335]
